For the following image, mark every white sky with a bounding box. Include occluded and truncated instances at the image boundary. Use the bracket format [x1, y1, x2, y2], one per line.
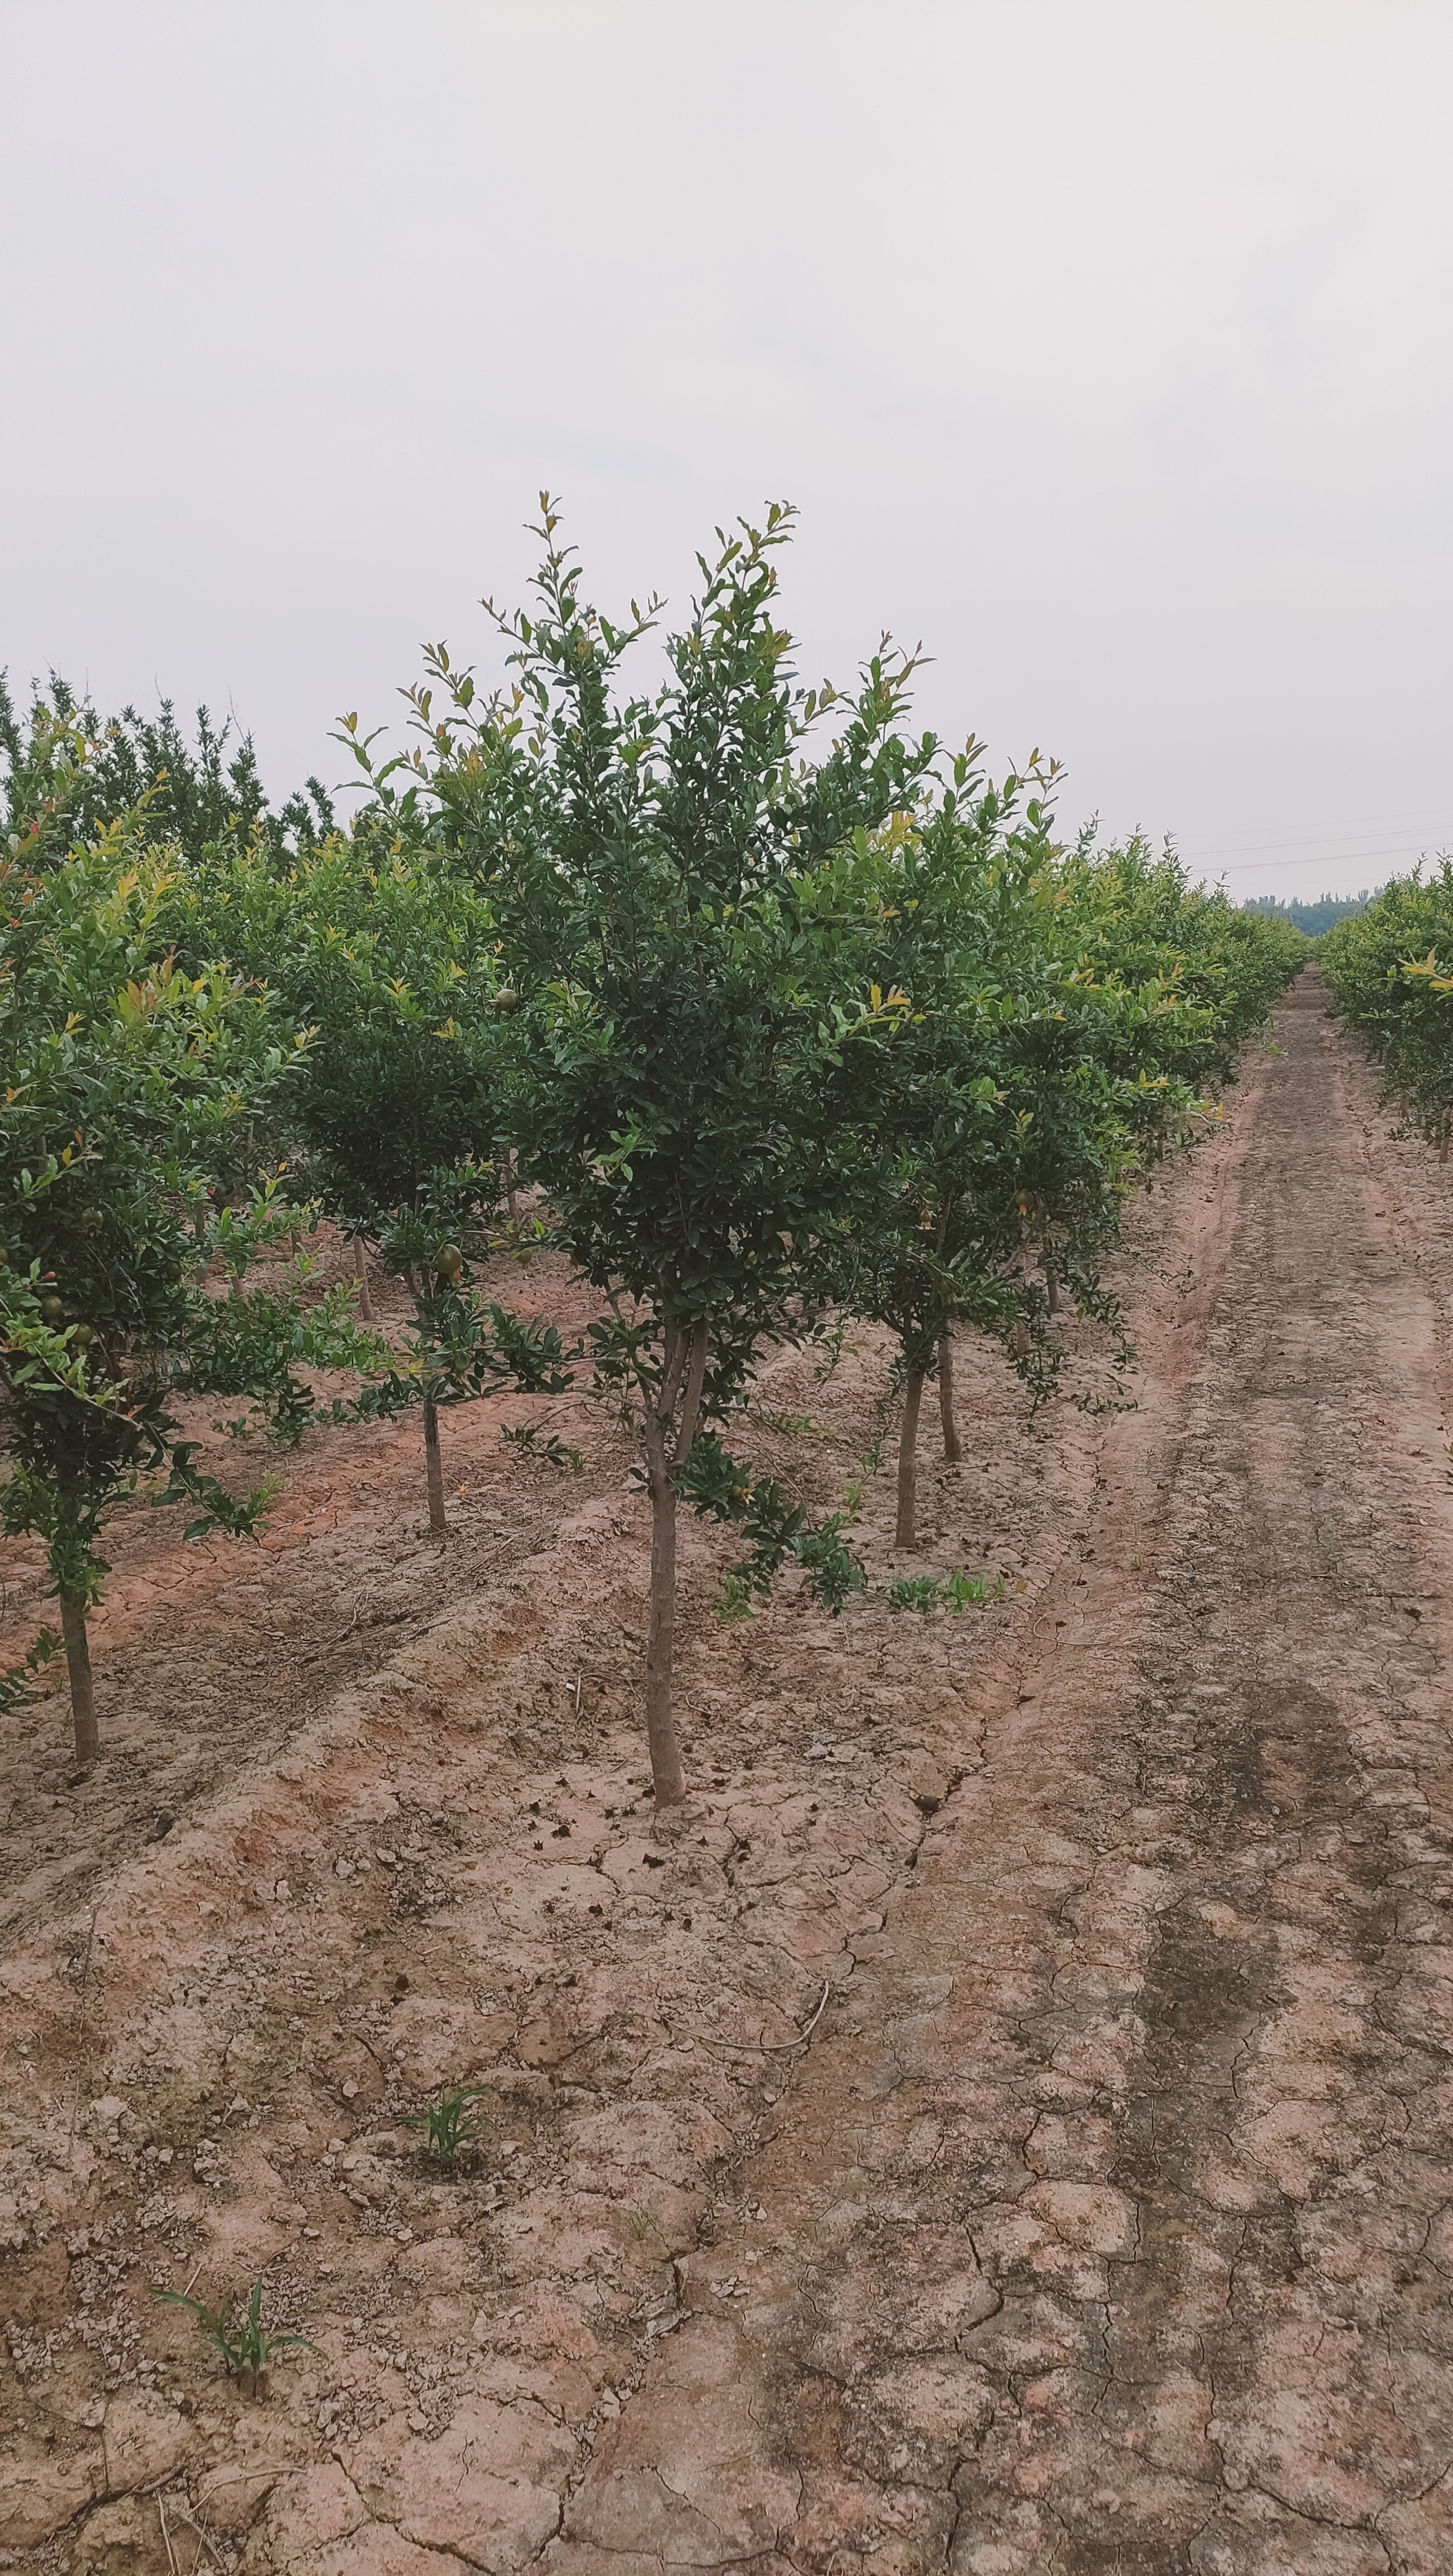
[4, 1, 1451, 901]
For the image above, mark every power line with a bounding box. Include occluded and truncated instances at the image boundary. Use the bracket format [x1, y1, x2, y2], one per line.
[1182, 823, 1452, 861]
[1197, 846, 1448, 878]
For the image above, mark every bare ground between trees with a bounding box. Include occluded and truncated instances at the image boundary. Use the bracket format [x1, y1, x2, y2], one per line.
[3, 975, 1452, 2575]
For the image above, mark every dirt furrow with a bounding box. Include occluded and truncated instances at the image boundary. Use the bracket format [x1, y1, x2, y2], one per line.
[552, 978, 1453, 2576]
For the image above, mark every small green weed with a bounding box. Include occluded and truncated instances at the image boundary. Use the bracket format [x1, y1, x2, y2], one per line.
[752, 1408, 817, 1437]
[811, 1315, 859, 1382]
[715, 1571, 755, 1623]
[151, 2277, 318, 2396]
[502, 1423, 583, 1471]
[887, 1568, 1003, 1613]
[406, 2084, 491, 2168]
[0, 1626, 61, 1718]
[794, 1515, 866, 1613]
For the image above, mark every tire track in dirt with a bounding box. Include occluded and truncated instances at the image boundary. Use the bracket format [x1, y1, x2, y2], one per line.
[552, 974, 1453, 2576]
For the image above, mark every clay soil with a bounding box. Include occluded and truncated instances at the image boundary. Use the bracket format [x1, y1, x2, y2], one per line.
[3, 972, 1453, 2576]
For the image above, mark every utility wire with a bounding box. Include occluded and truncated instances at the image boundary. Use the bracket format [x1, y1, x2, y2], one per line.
[1183, 823, 1452, 861]
[1197, 846, 1447, 878]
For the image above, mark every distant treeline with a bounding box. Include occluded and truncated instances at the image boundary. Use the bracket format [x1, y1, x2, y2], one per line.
[1241, 890, 1380, 938]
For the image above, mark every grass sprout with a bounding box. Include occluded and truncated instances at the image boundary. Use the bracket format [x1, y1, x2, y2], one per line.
[151, 2277, 318, 2395]
[406, 2082, 491, 2167]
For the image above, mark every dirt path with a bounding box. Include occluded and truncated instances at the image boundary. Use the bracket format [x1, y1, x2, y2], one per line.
[5, 974, 1453, 2576]
[553, 975, 1453, 2576]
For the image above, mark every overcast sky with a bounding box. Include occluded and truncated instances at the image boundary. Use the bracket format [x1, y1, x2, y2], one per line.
[4, 2, 1450, 899]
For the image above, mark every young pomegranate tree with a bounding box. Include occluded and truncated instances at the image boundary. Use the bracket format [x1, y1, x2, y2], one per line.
[835, 783, 1222, 1548]
[165, 834, 572, 1534]
[374, 502, 938, 1804]
[0, 831, 320, 1764]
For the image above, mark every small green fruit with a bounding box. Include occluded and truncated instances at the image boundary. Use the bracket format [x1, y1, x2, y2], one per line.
[80, 1209, 104, 1235]
[39, 1296, 65, 1324]
[434, 1243, 464, 1281]
[490, 988, 521, 1015]
[71, 1323, 96, 1346]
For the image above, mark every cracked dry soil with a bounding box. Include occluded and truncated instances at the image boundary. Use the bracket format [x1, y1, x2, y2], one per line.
[554, 977, 1453, 2576]
[3, 973, 1453, 2576]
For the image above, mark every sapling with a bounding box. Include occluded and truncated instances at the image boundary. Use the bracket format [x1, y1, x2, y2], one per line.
[354, 500, 939, 1805]
[0, 830, 347, 1765]
[168, 839, 568, 1534]
[833, 795, 1250, 1539]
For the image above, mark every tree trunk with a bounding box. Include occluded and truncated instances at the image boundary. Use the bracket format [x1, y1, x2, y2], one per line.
[62, 1597, 97, 1767]
[676, 1321, 709, 1465]
[352, 1235, 374, 1323]
[895, 1369, 925, 1550]
[1045, 1260, 1060, 1314]
[644, 1419, 686, 1808]
[937, 1331, 961, 1463]
[423, 1398, 446, 1535]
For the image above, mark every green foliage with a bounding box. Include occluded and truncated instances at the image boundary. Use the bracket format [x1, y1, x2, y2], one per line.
[888, 1568, 1002, 1612]
[0, 1626, 61, 1717]
[1, 671, 333, 872]
[793, 1514, 866, 1612]
[501, 1422, 583, 1469]
[750, 1408, 818, 1437]
[151, 2277, 319, 2390]
[344, 497, 942, 1792]
[191, 1260, 387, 1445]
[676, 1432, 865, 1613]
[826, 813, 1304, 1411]
[406, 2085, 490, 2166]
[1321, 862, 1453, 1148]
[360, 501, 935, 1405]
[318, 1296, 575, 1435]
[161, 839, 508, 1227]
[161, 839, 573, 1514]
[0, 836, 318, 1681]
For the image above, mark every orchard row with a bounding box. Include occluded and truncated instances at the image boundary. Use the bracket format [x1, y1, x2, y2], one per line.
[2, 505, 1306, 1802]
[1322, 864, 1453, 1155]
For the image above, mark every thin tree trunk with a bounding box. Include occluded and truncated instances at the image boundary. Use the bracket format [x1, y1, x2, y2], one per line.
[423, 1398, 446, 1535]
[895, 1369, 925, 1550]
[62, 1597, 97, 1767]
[676, 1321, 709, 1465]
[352, 1235, 374, 1323]
[937, 1331, 961, 1463]
[644, 1418, 686, 1808]
[1045, 1262, 1060, 1314]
